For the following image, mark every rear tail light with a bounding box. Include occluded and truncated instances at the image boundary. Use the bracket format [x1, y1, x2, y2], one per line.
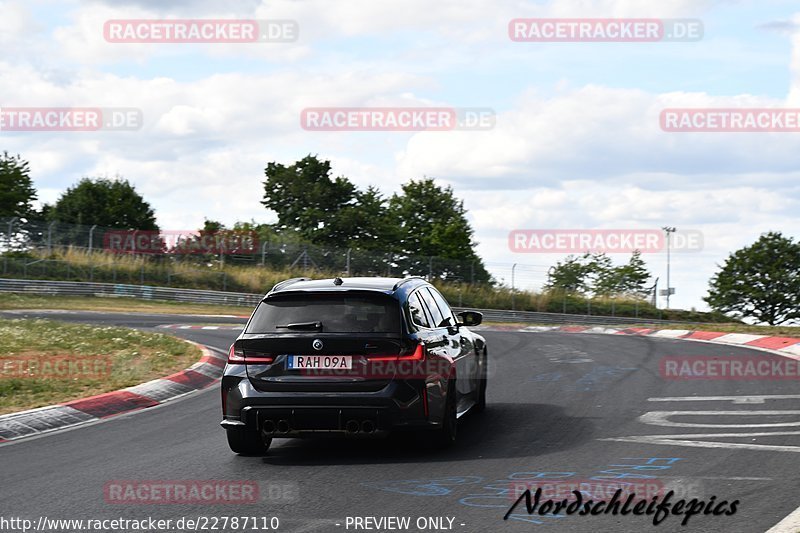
[227, 343, 274, 364]
[227, 344, 245, 363]
[368, 343, 425, 362]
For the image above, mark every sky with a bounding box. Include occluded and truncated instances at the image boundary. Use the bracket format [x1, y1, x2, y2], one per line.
[2, 0, 799, 311]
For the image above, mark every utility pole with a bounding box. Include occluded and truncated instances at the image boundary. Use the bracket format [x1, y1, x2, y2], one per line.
[662, 226, 676, 309]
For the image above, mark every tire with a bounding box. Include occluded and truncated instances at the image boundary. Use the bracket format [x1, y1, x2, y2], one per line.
[226, 426, 272, 455]
[474, 351, 487, 413]
[433, 382, 458, 448]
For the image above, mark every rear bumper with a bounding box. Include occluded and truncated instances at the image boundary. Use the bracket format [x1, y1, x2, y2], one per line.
[221, 369, 443, 437]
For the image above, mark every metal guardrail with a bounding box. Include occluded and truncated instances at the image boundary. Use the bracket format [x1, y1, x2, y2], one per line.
[0, 278, 710, 326]
[0, 278, 262, 308]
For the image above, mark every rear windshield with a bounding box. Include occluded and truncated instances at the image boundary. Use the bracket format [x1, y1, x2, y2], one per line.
[246, 294, 401, 334]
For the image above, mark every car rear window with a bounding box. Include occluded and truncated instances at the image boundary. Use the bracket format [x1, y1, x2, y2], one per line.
[246, 294, 402, 334]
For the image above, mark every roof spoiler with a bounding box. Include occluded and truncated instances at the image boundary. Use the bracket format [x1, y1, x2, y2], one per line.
[268, 277, 313, 295]
[392, 276, 426, 291]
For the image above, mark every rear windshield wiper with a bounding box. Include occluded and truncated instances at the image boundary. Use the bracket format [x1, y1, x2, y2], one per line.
[275, 321, 323, 330]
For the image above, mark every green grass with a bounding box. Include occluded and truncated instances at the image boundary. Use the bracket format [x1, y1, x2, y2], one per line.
[0, 318, 203, 414]
[2, 248, 730, 322]
[0, 293, 252, 316]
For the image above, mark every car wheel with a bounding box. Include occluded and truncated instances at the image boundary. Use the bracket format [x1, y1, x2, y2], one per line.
[434, 382, 458, 448]
[474, 351, 487, 413]
[226, 426, 272, 455]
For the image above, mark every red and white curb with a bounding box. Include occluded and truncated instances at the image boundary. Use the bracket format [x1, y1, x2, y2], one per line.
[476, 325, 800, 360]
[0, 341, 226, 442]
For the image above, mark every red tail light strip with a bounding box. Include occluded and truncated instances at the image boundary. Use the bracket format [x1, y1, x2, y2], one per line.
[368, 343, 425, 362]
[227, 344, 274, 364]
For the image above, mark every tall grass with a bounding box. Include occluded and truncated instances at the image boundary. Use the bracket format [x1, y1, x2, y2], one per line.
[4, 248, 731, 322]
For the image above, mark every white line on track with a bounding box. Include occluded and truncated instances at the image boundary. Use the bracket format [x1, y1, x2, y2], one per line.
[649, 395, 800, 404]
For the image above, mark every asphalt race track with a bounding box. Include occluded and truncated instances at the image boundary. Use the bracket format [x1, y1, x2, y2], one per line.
[2, 310, 799, 533]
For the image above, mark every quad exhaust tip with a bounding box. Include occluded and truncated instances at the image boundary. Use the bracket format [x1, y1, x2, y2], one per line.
[276, 420, 291, 433]
[262, 419, 276, 434]
[361, 420, 376, 434]
[345, 420, 360, 434]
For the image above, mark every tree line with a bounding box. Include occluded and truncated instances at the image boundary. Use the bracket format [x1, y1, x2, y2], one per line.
[2, 151, 798, 324]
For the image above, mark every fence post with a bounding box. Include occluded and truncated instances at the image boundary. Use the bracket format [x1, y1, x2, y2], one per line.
[140, 263, 144, 284]
[428, 256, 433, 280]
[6, 217, 16, 256]
[223, 272, 227, 292]
[511, 263, 517, 311]
[47, 221, 56, 254]
[261, 240, 268, 266]
[346, 248, 351, 276]
[587, 295, 591, 316]
[88, 225, 97, 253]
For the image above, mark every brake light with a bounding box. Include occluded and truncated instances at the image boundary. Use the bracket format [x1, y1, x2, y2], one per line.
[228, 344, 245, 363]
[369, 343, 425, 362]
[227, 344, 274, 364]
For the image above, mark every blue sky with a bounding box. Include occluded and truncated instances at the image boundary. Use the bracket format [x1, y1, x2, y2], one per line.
[2, 0, 800, 311]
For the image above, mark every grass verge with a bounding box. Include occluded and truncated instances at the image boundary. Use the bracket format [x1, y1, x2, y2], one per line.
[0, 293, 252, 316]
[0, 318, 203, 415]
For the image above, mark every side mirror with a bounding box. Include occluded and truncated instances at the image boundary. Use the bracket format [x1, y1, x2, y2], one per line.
[457, 310, 483, 327]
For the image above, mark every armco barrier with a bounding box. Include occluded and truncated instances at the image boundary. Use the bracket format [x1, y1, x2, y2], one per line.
[0, 278, 261, 308]
[0, 278, 710, 326]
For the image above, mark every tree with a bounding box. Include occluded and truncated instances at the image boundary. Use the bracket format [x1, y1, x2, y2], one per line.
[0, 152, 37, 219]
[261, 155, 394, 248]
[594, 250, 652, 296]
[387, 178, 490, 282]
[50, 177, 158, 230]
[705, 232, 800, 325]
[544, 253, 596, 294]
[546, 251, 652, 297]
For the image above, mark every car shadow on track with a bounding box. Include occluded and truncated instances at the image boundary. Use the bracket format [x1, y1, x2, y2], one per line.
[256, 402, 594, 465]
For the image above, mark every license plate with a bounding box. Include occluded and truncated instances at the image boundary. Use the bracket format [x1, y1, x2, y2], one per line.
[286, 355, 352, 370]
